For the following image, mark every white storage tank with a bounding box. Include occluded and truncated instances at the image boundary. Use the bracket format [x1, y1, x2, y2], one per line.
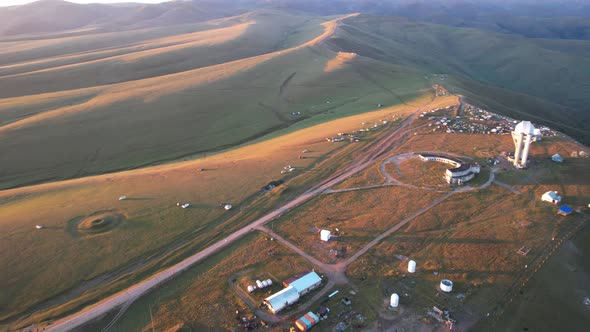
[262, 280, 269, 288]
[440, 279, 453, 292]
[256, 280, 263, 288]
[247, 285, 255, 293]
[266, 279, 273, 286]
[408, 260, 416, 273]
[390, 293, 399, 308]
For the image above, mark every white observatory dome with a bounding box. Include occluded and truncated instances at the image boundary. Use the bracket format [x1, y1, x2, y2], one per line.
[440, 279, 453, 292]
[514, 121, 536, 135]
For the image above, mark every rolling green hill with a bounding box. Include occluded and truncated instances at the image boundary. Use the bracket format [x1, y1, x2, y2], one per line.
[0, 11, 428, 190]
[324, 14, 590, 143]
[0, 8, 589, 191]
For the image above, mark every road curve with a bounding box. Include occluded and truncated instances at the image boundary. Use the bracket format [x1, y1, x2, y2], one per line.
[46, 99, 435, 332]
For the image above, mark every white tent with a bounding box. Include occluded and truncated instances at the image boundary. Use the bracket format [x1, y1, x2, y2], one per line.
[320, 229, 331, 241]
[541, 191, 562, 204]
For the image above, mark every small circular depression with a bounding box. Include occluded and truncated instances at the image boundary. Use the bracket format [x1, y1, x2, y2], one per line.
[76, 212, 124, 235]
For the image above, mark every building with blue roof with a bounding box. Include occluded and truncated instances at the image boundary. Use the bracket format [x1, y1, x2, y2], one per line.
[263, 271, 322, 314]
[288, 271, 322, 296]
[558, 205, 573, 216]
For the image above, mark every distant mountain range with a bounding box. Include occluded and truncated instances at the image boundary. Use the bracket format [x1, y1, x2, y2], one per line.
[2, 0, 590, 40]
[0, 0, 237, 37]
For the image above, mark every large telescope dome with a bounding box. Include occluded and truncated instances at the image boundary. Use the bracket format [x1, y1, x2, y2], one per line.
[514, 121, 536, 135]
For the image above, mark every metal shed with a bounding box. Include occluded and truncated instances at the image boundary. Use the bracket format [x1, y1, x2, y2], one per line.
[289, 271, 322, 296]
[264, 286, 299, 314]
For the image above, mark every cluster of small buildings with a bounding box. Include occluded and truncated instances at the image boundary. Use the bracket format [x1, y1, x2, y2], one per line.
[326, 132, 360, 143]
[420, 102, 555, 139]
[417, 154, 480, 185]
[324, 118, 393, 144]
[263, 271, 322, 314]
[541, 191, 575, 216]
[433, 84, 450, 97]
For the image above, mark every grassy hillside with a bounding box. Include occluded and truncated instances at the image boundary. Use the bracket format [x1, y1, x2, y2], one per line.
[323, 14, 590, 144]
[0, 93, 449, 328]
[1, 10, 589, 191]
[0, 11, 326, 96]
[0, 12, 430, 190]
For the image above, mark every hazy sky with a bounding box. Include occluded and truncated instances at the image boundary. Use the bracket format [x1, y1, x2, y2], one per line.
[0, 0, 171, 6]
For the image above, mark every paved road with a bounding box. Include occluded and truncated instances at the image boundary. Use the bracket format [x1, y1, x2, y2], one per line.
[46, 99, 435, 332]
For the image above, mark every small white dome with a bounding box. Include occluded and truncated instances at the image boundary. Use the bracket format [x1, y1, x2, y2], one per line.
[514, 121, 536, 135]
[440, 279, 453, 292]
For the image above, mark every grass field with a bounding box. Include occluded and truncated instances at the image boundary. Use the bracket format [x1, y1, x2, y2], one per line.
[341, 133, 590, 331]
[79, 233, 317, 332]
[0, 11, 431, 190]
[3, 8, 590, 190]
[479, 224, 590, 332]
[1, 5, 590, 331]
[89, 127, 589, 332]
[0, 92, 457, 329]
[392, 158, 452, 188]
[328, 14, 590, 144]
[270, 186, 445, 264]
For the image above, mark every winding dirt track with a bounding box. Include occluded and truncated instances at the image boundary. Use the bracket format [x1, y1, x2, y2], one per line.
[46, 99, 433, 332]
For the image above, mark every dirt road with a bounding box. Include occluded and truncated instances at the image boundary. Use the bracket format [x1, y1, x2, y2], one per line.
[46, 100, 433, 332]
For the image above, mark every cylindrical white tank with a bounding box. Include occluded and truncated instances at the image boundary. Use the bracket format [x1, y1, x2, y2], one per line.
[440, 279, 453, 292]
[390, 293, 399, 308]
[408, 260, 416, 273]
[262, 280, 269, 288]
[266, 279, 273, 286]
[247, 285, 255, 293]
[256, 280, 263, 288]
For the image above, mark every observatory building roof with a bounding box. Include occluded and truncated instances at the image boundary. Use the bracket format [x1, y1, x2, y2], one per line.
[448, 163, 471, 173]
[514, 121, 536, 135]
[418, 153, 462, 164]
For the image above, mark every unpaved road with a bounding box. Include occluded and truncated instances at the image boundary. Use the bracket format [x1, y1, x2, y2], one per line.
[45, 100, 434, 332]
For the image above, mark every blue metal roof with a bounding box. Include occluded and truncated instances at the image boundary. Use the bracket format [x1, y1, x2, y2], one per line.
[559, 205, 573, 213]
[289, 271, 321, 294]
[264, 286, 299, 313]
